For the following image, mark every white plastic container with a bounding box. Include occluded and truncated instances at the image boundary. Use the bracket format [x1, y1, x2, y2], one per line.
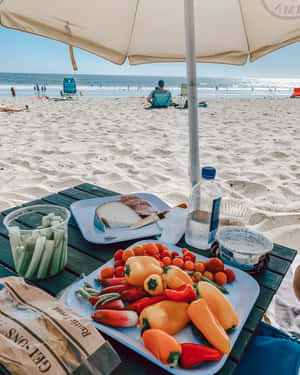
[219, 198, 252, 229]
[217, 226, 273, 271]
[185, 166, 222, 249]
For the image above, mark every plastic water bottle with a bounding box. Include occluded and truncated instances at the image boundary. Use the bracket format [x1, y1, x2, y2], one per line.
[185, 167, 222, 250]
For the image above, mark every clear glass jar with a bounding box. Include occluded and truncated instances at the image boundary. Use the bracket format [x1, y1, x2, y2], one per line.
[4, 205, 70, 280]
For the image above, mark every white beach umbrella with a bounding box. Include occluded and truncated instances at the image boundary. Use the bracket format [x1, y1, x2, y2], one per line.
[1, 0, 300, 185]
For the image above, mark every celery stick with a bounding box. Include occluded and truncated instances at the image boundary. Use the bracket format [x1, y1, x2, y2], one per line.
[17, 237, 35, 276]
[49, 230, 64, 276]
[9, 227, 22, 268]
[25, 236, 46, 279]
[59, 235, 68, 270]
[36, 239, 55, 279]
[9, 226, 22, 250]
[14, 246, 24, 272]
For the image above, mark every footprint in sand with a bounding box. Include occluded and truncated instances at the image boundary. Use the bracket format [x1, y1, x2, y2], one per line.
[226, 180, 268, 198]
[270, 151, 289, 159]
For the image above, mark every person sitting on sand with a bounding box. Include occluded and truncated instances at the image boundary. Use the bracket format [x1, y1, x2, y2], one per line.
[0, 105, 29, 112]
[147, 80, 172, 104]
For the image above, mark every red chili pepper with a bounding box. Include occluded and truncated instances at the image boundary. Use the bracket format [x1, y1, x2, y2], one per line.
[164, 284, 196, 302]
[100, 284, 133, 295]
[126, 295, 167, 313]
[180, 343, 223, 369]
[96, 277, 129, 287]
[120, 288, 147, 302]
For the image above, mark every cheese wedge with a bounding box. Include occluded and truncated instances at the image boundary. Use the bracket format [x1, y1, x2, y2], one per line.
[94, 201, 140, 231]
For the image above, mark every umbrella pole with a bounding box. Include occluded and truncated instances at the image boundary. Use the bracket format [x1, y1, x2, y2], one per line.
[184, 0, 200, 187]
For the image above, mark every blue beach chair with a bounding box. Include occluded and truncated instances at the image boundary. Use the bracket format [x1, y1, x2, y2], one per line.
[147, 91, 172, 109]
[62, 78, 77, 96]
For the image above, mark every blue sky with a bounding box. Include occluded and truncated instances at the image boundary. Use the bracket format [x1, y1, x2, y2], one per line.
[1, 25, 300, 78]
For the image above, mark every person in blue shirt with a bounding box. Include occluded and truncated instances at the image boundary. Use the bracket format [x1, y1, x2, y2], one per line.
[147, 80, 172, 104]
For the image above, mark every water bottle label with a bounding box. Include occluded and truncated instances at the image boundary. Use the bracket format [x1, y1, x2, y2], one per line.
[208, 197, 221, 243]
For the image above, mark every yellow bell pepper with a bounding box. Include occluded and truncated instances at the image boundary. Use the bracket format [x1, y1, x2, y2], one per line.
[144, 274, 164, 296]
[139, 300, 189, 335]
[162, 265, 194, 289]
[124, 256, 162, 286]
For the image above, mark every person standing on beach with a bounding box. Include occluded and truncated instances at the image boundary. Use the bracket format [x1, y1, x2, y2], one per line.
[10, 87, 16, 97]
[147, 80, 171, 104]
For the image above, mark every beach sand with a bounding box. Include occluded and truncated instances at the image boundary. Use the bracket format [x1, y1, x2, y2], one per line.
[1, 96, 299, 250]
[1, 96, 300, 331]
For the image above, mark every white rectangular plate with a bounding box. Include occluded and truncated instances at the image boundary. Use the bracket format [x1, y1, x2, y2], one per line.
[65, 240, 260, 375]
[70, 193, 170, 244]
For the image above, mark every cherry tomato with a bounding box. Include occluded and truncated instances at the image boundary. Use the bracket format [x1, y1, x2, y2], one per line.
[172, 257, 184, 268]
[114, 249, 123, 260]
[162, 257, 172, 267]
[184, 260, 195, 271]
[101, 267, 114, 279]
[122, 249, 135, 263]
[194, 262, 205, 273]
[114, 266, 125, 277]
[114, 259, 125, 268]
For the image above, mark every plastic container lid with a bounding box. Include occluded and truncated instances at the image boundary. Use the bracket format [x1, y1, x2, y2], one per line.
[217, 226, 273, 256]
[202, 166, 216, 179]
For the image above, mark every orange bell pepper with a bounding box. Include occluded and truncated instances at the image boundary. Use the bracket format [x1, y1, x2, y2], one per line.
[188, 299, 231, 354]
[142, 329, 181, 367]
[124, 256, 162, 286]
[162, 265, 193, 289]
[139, 300, 189, 335]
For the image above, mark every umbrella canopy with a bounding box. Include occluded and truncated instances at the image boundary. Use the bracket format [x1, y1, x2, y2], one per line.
[1, 0, 300, 185]
[1, 0, 300, 65]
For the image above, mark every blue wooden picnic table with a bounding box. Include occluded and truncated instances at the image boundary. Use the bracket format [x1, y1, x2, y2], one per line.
[0, 183, 297, 375]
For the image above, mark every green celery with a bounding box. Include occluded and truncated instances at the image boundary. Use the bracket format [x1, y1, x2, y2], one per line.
[36, 239, 55, 279]
[25, 235, 46, 279]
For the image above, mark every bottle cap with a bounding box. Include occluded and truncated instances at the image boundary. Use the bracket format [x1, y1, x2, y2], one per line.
[202, 166, 216, 180]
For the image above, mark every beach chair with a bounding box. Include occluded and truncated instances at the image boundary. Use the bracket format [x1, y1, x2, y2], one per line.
[179, 83, 188, 108]
[177, 83, 208, 109]
[62, 78, 77, 97]
[293, 88, 300, 98]
[148, 91, 172, 108]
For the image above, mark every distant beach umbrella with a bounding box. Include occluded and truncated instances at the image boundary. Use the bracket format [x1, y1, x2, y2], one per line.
[2, 0, 300, 185]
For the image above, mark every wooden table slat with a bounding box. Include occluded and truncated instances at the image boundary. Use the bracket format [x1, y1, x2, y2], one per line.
[0, 264, 16, 278]
[75, 183, 119, 197]
[216, 359, 237, 375]
[255, 269, 283, 291]
[267, 255, 291, 275]
[230, 329, 253, 362]
[244, 306, 265, 332]
[255, 285, 275, 310]
[271, 243, 297, 262]
[60, 187, 97, 200]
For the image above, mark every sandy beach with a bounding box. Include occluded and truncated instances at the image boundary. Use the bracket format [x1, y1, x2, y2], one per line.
[1, 95, 300, 332]
[0, 96, 299, 250]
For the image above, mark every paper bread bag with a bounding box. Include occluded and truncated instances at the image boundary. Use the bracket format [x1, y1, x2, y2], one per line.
[0, 277, 121, 375]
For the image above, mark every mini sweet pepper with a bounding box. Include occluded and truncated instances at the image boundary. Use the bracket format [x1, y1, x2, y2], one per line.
[139, 300, 189, 335]
[162, 265, 193, 289]
[124, 256, 162, 286]
[164, 284, 196, 302]
[180, 343, 223, 369]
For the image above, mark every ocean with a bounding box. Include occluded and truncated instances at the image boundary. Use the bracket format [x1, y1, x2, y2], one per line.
[0, 72, 299, 99]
